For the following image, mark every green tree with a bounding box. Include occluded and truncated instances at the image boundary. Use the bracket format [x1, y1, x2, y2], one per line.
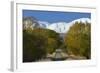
[23, 30, 47, 62]
[32, 28, 61, 54]
[23, 28, 61, 62]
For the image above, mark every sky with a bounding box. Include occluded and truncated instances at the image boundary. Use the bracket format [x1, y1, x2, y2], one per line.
[23, 10, 91, 23]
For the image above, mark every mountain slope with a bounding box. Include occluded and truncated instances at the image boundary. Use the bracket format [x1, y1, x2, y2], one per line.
[38, 21, 49, 28]
[47, 18, 91, 33]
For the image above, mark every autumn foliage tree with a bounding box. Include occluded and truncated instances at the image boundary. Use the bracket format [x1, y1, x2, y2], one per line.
[64, 22, 91, 59]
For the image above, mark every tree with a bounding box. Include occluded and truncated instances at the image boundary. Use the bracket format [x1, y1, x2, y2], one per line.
[64, 22, 91, 59]
[23, 28, 61, 62]
[23, 30, 47, 62]
[32, 28, 61, 54]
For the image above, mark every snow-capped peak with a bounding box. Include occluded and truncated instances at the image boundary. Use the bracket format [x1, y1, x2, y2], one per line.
[47, 18, 91, 33]
[38, 21, 50, 28]
[71, 18, 91, 23]
[47, 22, 67, 33]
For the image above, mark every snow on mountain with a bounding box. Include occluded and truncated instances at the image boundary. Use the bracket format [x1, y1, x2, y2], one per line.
[71, 18, 91, 24]
[47, 18, 91, 33]
[24, 17, 91, 33]
[47, 22, 67, 33]
[37, 18, 91, 33]
[38, 21, 50, 28]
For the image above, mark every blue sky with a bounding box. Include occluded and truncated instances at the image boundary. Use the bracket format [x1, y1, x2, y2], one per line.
[23, 10, 91, 23]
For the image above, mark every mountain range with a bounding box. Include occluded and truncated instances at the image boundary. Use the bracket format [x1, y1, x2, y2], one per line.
[38, 18, 91, 33]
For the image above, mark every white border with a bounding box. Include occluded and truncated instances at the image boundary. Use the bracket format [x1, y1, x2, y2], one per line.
[11, 2, 97, 72]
